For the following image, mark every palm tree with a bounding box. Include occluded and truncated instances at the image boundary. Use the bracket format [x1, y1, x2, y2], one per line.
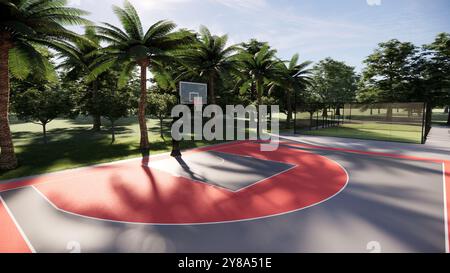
[88, 0, 193, 152]
[235, 45, 282, 138]
[240, 39, 269, 101]
[58, 27, 103, 131]
[0, 0, 89, 170]
[179, 26, 238, 104]
[268, 54, 312, 127]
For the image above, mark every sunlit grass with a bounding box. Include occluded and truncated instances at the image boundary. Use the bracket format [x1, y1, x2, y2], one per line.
[300, 123, 423, 144]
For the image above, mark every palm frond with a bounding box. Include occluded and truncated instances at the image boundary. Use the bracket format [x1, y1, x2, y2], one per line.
[112, 2, 142, 40]
[8, 45, 32, 79]
[143, 20, 177, 42]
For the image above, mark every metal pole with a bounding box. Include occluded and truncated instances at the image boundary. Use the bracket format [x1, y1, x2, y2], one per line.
[421, 102, 427, 144]
[171, 91, 182, 157]
[294, 90, 297, 134]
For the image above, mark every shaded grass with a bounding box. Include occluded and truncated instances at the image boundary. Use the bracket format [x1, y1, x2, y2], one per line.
[0, 116, 223, 180]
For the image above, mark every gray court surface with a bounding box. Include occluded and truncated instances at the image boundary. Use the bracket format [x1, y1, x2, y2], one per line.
[0, 146, 446, 253]
[149, 151, 295, 191]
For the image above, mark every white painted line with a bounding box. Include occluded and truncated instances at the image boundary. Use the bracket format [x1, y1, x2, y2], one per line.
[0, 140, 245, 193]
[30, 155, 350, 227]
[146, 148, 298, 193]
[0, 195, 36, 253]
[234, 165, 298, 193]
[443, 162, 449, 253]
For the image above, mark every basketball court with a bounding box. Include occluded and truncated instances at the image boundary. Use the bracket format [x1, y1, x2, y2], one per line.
[0, 139, 449, 253]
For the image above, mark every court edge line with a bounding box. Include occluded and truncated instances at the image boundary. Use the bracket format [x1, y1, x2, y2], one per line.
[30, 158, 349, 226]
[0, 140, 244, 185]
[0, 140, 246, 193]
[8, 138, 447, 250]
[276, 135, 447, 163]
[281, 138, 450, 254]
[0, 141, 288, 194]
[155, 146, 299, 193]
[0, 195, 36, 253]
[149, 152, 298, 193]
[443, 162, 449, 253]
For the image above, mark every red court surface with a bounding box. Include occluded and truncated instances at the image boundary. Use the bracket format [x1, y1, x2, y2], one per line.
[0, 197, 32, 253]
[0, 140, 449, 253]
[1, 142, 348, 224]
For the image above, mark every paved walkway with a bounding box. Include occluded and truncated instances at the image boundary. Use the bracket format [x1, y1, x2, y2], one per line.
[278, 126, 450, 161]
[425, 126, 450, 148]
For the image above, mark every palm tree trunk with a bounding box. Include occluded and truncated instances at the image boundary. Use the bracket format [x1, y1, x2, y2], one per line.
[386, 106, 393, 121]
[138, 63, 150, 151]
[250, 82, 256, 101]
[92, 80, 101, 131]
[42, 123, 48, 144]
[111, 120, 115, 143]
[336, 106, 341, 116]
[159, 116, 164, 139]
[0, 35, 18, 170]
[209, 73, 216, 104]
[256, 79, 263, 139]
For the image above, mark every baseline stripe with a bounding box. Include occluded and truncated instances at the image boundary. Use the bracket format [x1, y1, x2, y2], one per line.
[281, 141, 444, 163]
[0, 195, 33, 253]
[0, 140, 248, 193]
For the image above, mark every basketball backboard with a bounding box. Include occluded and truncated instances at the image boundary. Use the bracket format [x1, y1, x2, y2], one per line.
[179, 81, 208, 105]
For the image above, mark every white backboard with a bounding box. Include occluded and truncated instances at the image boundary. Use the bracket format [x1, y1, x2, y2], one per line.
[179, 81, 208, 105]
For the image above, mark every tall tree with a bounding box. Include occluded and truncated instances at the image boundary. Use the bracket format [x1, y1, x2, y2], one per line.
[0, 0, 89, 170]
[179, 26, 238, 104]
[309, 58, 358, 116]
[235, 45, 282, 137]
[268, 54, 312, 127]
[360, 40, 417, 103]
[58, 27, 103, 131]
[147, 92, 177, 139]
[96, 87, 134, 144]
[241, 39, 269, 55]
[240, 39, 269, 101]
[88, 0, 193, 152]
[422, 33, 450, 125]
[12, 83, 75, 144]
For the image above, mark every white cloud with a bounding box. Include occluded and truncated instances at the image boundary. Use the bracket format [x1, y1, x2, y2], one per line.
[366, 0, 382, 6]
[127, 0, 193, 10]
[68, 0, 82, 6]
[128, 0, 267, 11]
[212, 0, 268, 10]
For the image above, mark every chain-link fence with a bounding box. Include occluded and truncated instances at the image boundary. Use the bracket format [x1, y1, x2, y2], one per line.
[294, 102, 428, 144]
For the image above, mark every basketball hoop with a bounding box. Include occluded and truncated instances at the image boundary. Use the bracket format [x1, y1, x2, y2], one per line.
[179, 81, 207, 106]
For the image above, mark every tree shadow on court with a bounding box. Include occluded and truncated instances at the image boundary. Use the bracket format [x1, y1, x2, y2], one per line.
[27, 141, 447, 252]
[288, 146, 444, 177]
[282, 133, 450, 159]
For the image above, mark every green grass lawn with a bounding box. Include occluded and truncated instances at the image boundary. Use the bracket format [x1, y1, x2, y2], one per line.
[300, 123, 423, 144]
[0, 116, 223, 180]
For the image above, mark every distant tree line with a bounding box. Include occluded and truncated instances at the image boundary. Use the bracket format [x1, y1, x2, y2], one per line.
[1, 0, 449, 170]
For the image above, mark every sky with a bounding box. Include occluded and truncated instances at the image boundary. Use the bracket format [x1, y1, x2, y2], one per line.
[67, 0, 450, 72]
